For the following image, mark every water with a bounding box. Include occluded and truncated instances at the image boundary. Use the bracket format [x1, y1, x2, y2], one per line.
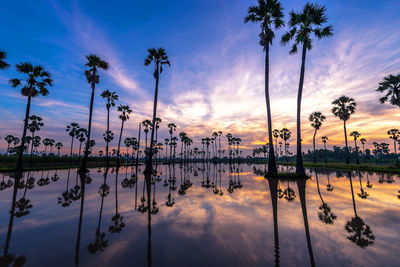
[0, 164, 399, 267]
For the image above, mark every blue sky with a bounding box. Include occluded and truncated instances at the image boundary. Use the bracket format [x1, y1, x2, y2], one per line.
[1, 0, 400, 154]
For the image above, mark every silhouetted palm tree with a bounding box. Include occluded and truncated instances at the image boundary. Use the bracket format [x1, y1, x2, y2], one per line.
[360, 138, 367, 162]
[321, 136, 328, 163]
[387, 129, 399, 164]
[5, 135, 15, 155]
[80, 54, 109, 172]
[66, 123, 80, 166]
[76, 128, 87, 157]
[345, 172, 375, 248]
[55, 142, 63, 156]
[332, 96, 356, 164]
[116, 105, 132, 166]
[309, 112, 326, 163]
[144, 47, 170, 175]
[350, 131, 361, 164]
[101, 90, 118, 166]
[10, 63, 53, 171]
[245, 0, 283, 175]
[281, 3, 333, 176]
[377, 73, 400, 107]
[0, 50, 10, 69]
[142, 119, 152, 149]
[27, 115, 44, 161]
[279, 128, 291, 159]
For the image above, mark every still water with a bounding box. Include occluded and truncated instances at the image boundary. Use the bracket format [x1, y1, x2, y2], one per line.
[0, 164, 399, 267]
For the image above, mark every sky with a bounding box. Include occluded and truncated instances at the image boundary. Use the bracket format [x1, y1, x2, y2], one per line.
[0, 0, 400, 155]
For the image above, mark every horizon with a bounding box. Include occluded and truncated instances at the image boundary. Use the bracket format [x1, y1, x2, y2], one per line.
[1, 0, 400, 155]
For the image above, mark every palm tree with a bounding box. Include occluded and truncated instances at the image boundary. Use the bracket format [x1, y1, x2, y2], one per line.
[332, 96, 356, 164]
[0, 50, 10, 69]
[167, 123, 176, 162]
[309, 112, 326, 163]
[43, 138, 51, 154]
[27, 115, 44, 162]
[154, 117, 162, 144]
[55, 142, 63, 156]
[66, 122, 80, 166]
[32, 136, 41, 155]
[9, 63, 53, 171]
[387, 129, 399, 164]
[281, 3, 333, 176]
[377, 74, 400, 107]
[279, 128, 291, 159]
[142, 119, 152, 149]
[48, 139, 55, 154]
[360, 138, 366, 154]
[76, 128, 88, 157]
[80, 54, 109, 172]
[101, 90, 119, 166]
[350, 131, 361, 164]
[144, 47, 170, 175]
[5, 135, 15, 155]
[116, 105, 132, 166]
[321, 136, 328, 163]
[245, 0, 283, 175]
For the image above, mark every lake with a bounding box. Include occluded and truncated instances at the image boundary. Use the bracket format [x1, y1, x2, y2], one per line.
[0, 163, 399, 266]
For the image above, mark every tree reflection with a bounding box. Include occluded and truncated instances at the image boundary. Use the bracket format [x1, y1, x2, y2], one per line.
[315, 170, 337, 224]
[87, 167, 109, 254]
[109, 167, 126, 234]
[345, 172, 375, 248]
[0, 172, 27, 266]
[267, 177, 280, 267]
[357, 172, 369, 199]
[15, 171, 34, 218]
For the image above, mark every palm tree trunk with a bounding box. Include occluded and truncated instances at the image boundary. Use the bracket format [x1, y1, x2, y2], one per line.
[343, 120, 349, 164]
[355, 140, 359, 164]
[295, 44, 307, 177]
[69, 136, 74, 167]
[145, 64, 160, 175]
[106, 105, 110, 167]
[16, 95, 32, 172]
[264, 39, 278, 175]
[117, 120, 125, 166]
[313, 128, 317, 163]
[30, 132, 35, 163]
[80, 82, 96, 172]
[394, 139, 398, 165]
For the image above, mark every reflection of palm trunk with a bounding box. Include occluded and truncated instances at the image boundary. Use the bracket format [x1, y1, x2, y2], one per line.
[98, 168, 109, 231]
[145, 169, 152, 267]
[348, 172, 357, 217]
[75, 172, 86, 267]
[315, 170, 324, 205]
[297, 179, 315, 267]
[3, 172, 21, 257]
[267, 178, 280, 267]
[115, 167, 120, 215]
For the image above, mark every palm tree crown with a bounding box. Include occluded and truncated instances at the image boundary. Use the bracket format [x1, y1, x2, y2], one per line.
[309, 111, 326, 129]
[244, 0, 284, 47]
[144, 48, 170, 78]
[377, 74, 400, 107]
[281, 3, 333, 53]
[331, 96, 356, 121]
[101, 90, 119, 108]
[118, 105, 132, 121]
[0, 50, 10, 69]
[84, 54, 109, 84]
[9, 63, 53, 97]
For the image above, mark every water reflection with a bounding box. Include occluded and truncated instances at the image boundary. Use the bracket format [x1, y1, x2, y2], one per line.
[0, 165, 399, 266]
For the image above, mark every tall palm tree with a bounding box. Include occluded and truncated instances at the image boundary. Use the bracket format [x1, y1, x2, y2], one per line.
[167, 123, 176, 162]
[76, 128, 88, 158]
[66, 122, 80, 166]
[27, 115, 44, 162]
[101, 90, 119, 166]
[309, 112, 326, 163]
[5, 135, 15, 155]
[55, 142, 63, 157]
[116, 105, 132, 166]
[144, 47, 170, 174]
[9, 63, 53, 171]
[332, 96, 356, 164]
[321, 136, 328, 164]
[281, 3, 333, 176]
[0, 50, 10, 69]
[387, 129, 399, 165]
[245, 0, 284, 175]
[154, 117, 162, 144]
[279, 128, 291, 159]
[80, 54, 109, 172]
[350, 131, 361, 164]
[142, 119, 152, 149]
[48, 138, 55, 154]
[377, 74, 400, 107]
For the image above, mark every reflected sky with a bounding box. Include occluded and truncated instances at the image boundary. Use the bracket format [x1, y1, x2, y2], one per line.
[0, 164, 399, 267]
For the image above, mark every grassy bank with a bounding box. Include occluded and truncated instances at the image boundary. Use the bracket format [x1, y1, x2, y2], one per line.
[277, 161, 400, 174]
